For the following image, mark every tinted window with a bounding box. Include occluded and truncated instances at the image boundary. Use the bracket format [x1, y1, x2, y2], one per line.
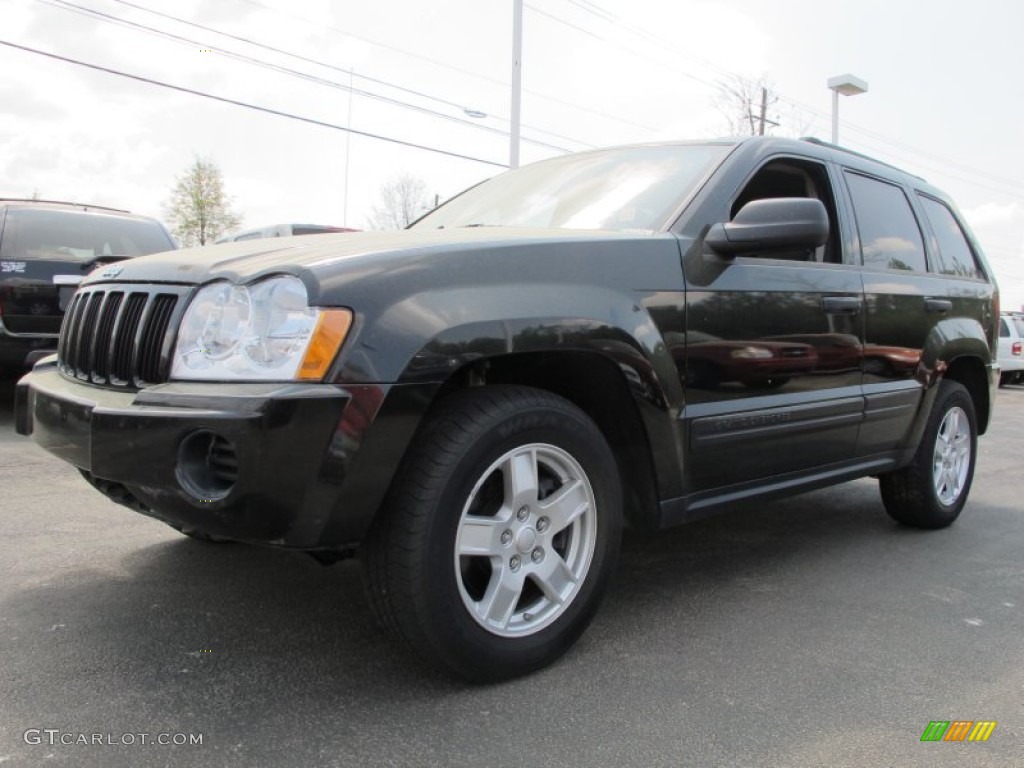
[844, 172, 926, 272]
[1001, 319, 1010, 337]
[0, 208, 173, 261]
[917, 195, 981, 279]
[414, 144, 728, 232]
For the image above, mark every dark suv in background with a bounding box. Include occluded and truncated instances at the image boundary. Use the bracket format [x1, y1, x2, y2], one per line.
[0, 199, 175, 371]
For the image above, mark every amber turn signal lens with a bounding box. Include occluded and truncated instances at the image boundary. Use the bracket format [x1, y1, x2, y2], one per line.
[297, 309, 353, 381]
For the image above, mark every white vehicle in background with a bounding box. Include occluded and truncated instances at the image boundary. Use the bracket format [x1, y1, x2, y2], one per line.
[998, 313, 1024, 386]
[214, 223, 357, 243]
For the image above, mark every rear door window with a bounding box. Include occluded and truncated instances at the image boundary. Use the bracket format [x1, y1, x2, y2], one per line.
[844, 171, 927, 272]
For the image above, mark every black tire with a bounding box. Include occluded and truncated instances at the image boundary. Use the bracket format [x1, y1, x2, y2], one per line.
[362, 385, 622, 682]
[879, 380, 977, 529]
[999, 372, 1010, 388]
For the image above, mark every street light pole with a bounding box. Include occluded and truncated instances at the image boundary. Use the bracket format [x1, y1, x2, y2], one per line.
[342, 68, 354, 226]
[827, 74, 868, 145]
[831, 87, 839, 144]
[510, 0, 523, 168]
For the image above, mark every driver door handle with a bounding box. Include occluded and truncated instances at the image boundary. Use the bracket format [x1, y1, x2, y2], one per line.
[821, 296, 862, 315]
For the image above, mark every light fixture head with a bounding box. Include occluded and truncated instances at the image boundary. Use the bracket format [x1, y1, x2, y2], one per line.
[828, 74, 869, 96]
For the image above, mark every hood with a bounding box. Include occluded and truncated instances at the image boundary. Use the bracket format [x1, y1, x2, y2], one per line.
[79, 227, 647, 300]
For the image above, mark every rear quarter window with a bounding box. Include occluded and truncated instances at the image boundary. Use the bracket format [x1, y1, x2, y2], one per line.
[917, 195, 982, 279]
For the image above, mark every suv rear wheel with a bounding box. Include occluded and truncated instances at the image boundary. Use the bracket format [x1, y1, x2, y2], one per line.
[879, 380, 977, 529]
[362, 385, 622, 682]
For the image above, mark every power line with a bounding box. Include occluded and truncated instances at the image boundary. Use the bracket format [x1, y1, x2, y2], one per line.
[231, 0, 659, 134]
[111, 0, 471, 112]
[557, 0, 1024, 197]
[525, 3, 732, 96]
[526, 4, 607, 41]
[41, 0, 574, 153]
[106, 0, 594, 150]
[775, 92, 1024, 196]
[552, 0, 738, 90]
[823, 130, 1024, 200]
[0, 39, 509, 169]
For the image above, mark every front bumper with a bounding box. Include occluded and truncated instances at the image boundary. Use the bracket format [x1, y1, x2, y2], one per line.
[15, 364, 419, 549]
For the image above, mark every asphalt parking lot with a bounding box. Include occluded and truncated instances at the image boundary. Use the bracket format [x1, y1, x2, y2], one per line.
[1, 371, 1022, 768]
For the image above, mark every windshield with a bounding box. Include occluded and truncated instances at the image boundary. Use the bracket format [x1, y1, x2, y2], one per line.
[0, 208, 174, 262]
[413, 144, 729, 233]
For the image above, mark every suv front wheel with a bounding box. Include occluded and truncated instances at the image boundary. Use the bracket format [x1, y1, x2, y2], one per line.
[363, 385, 622, 682]
[879, 380, 977, 529]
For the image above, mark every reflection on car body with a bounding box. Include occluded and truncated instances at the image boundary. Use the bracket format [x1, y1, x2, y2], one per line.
[680, 336, 818, 390]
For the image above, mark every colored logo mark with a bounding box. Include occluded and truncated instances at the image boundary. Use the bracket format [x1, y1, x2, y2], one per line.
[921, 720, 996, 742]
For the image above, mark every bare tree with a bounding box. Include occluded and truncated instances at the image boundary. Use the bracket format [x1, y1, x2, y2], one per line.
[165, 157, 241, 247]
[366, 173, 432, 231]
[713, 75, 779, 136]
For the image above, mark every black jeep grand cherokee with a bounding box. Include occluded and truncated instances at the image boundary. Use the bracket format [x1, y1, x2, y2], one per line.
[16, 138, 999, 681]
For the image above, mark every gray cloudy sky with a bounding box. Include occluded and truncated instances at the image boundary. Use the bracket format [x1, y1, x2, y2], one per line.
[2, 0, 1023, 308]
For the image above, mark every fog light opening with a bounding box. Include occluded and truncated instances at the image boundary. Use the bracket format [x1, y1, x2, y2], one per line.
[176, 430, 238, 501]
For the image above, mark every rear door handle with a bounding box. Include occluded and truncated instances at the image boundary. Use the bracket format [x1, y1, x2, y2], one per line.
[821, 296, 862, 315]
[925, 298, 953, 313]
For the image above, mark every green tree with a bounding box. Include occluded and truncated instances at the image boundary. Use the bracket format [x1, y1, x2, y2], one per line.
[165, 157, 241, 246]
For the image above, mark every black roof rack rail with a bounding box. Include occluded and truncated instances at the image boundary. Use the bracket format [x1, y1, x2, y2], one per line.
[798, 137, 927, 182]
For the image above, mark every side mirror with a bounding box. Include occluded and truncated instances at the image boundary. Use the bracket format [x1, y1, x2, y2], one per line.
[706, 197, 829, 257]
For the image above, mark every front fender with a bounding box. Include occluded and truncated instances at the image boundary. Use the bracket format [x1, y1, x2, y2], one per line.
[338, 283, 676, 388]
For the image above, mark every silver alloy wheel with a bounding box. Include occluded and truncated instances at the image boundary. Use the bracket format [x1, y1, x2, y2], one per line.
[454, 442, 598, 638]
[932, 405, 971, 506]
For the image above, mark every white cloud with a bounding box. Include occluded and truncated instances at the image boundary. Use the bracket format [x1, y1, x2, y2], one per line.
[962, 201, 1021, 229]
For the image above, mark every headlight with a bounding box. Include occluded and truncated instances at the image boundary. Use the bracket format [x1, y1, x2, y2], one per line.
[171, 276, 352, 381]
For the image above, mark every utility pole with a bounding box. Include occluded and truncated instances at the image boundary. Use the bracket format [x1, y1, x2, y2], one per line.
[758, 87, 767, 135]
[510, 0, 523, 168]
[755, 87, 779, 135]
[342, 69, 354, 226]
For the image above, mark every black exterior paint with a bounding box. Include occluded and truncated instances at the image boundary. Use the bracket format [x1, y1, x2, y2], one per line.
[0, 201, 176, 368]
[15, 137, 1000, 550]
